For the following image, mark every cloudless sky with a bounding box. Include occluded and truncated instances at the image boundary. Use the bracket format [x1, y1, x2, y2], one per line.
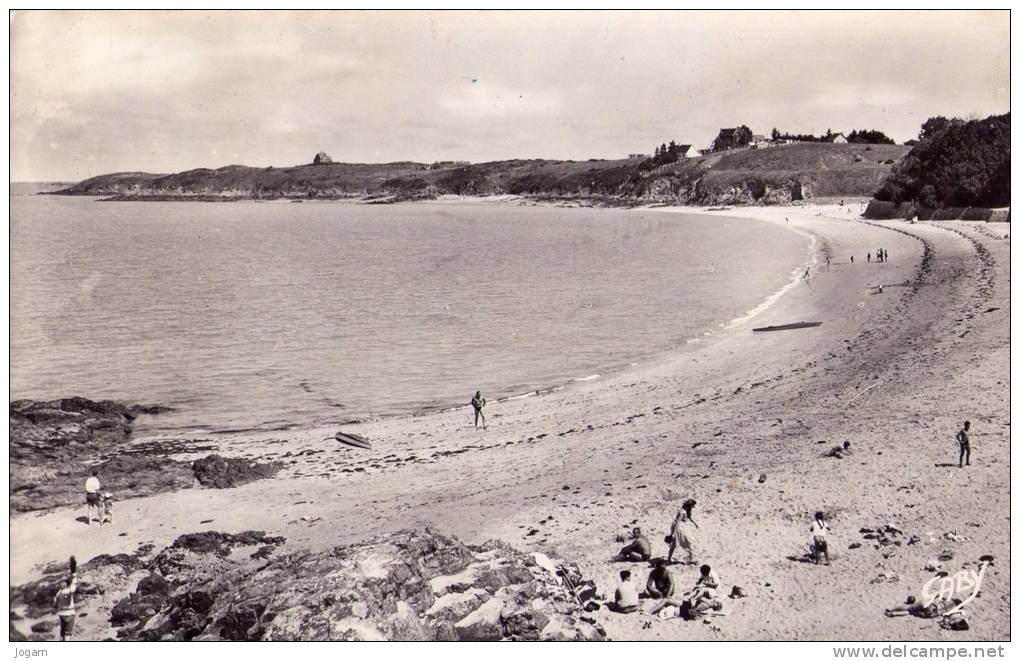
[10, 10, 1010, 182]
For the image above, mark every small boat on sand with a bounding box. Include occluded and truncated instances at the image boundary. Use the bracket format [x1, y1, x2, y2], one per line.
[325, 431, 373, 449]
[752, 321, 823, 333]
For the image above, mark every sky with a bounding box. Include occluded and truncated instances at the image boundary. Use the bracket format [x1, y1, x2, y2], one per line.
[10, 10, 1011, 182]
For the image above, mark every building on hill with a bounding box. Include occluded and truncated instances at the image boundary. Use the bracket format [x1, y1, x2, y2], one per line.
[712, 126, 753, 151]
[675, 144, 697, 159]
[313, 152, 333, 165]
[628, 153, 649, 159]
[828, 133, 848, 144]
[750, 134, 772, 149]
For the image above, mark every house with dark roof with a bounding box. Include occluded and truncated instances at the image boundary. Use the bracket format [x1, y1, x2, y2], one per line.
[712, 126, 753, 151]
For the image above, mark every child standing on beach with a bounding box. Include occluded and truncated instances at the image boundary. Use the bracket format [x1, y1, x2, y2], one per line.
[810, 511, 830, 564]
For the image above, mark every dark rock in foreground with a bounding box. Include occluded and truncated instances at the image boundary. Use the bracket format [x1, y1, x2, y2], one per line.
[192, 455, 284, 489]
[109, 528, 605, 641]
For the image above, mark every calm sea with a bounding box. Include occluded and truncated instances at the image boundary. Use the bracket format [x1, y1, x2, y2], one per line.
[10, 187, 807, 436]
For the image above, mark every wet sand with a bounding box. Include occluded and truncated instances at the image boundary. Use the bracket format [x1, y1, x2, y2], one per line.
[10, 205, 1010, 640]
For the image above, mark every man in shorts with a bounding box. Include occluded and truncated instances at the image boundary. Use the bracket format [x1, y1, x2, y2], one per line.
[957, 421, 972, 468]
[471, 391, 487, 429]
[85, 470, 103, 524]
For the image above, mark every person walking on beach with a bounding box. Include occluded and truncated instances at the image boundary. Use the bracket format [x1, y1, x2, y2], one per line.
[957, 420, 972, 468]
[810, 511, 830, 564]
[850, 255, 854, 264]
[53, 567, 78, 640]
[85, 470, 104, 524]
[471, 391, 487, 429]
[867, 252, 871, 263]
[667, 499, 699, 564]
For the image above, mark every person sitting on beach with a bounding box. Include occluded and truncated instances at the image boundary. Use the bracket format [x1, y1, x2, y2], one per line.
[471, 391, 487, 429]
[84, 470, 104, 525]
[612, 570, 640, 614]
[826, 441, 852, 459]
[667, 499, 699, 564]
[649, 564, 722, 619]
[884, 594, 957, 619]
[618, 527, 652, 562]
[644, 559, 675, 599]
[810, 511, 830, 564]
[957, 420, 971, 468]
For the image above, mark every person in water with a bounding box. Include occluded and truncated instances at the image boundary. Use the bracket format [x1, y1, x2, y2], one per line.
[471, 391, 487, 429]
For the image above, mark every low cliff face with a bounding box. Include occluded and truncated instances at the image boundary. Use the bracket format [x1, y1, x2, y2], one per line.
[99, 528, 605, 641]
[54, 143, 908, 206]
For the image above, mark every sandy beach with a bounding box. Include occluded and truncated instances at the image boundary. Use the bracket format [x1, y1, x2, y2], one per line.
[10, 204, 1010, 640]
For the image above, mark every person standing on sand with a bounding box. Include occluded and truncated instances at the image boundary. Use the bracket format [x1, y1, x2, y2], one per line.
[667, 499, 699, 564]
[53, 570, 78, 640]
[810, 511, 830, 564]
[867, 252, 871, 263]
[850, 255, 854, 264]
[471, 391, 486, 429]
[957, 421, 972, 468]
[85, 470, 103, 524]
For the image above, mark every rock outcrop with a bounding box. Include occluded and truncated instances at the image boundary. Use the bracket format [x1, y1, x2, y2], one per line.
[105, 528, 605, 641]
[191, 455, 284, 489]
[9, 397, 282, 513]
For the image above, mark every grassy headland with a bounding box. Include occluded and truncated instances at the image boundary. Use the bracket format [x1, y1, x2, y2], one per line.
[54, 143, 908, 206]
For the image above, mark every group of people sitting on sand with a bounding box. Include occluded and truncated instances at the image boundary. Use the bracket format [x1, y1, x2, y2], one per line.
[610, 499, 723, 620]
[613, 562, 722, 621]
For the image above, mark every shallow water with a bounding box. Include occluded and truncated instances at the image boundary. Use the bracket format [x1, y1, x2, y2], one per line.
[11, 190, 807, 435]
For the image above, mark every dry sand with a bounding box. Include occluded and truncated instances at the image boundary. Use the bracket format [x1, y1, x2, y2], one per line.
[10, 204, 1010, 640]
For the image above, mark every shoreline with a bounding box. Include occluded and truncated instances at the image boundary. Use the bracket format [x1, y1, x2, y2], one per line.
[9, 204, 1010, 640]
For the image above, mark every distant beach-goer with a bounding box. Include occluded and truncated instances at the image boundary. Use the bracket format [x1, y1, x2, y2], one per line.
[850, 255, 854, 264]
[667, 499, 699, 564]
[957, 420, 971, 468]
[826, 441, 853, 459]
[85, 470, 103, 525]
[810, 511, 830, 564]
[613, 570, 640, 613]
[471, 391, 487, 429]
[618, 527, 652, 562]
[644, 559, 675, 599]
[867, 253, 871, 263]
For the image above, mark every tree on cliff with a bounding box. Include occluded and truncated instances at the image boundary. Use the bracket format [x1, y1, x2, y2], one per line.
[874, 113, 1010, 208]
